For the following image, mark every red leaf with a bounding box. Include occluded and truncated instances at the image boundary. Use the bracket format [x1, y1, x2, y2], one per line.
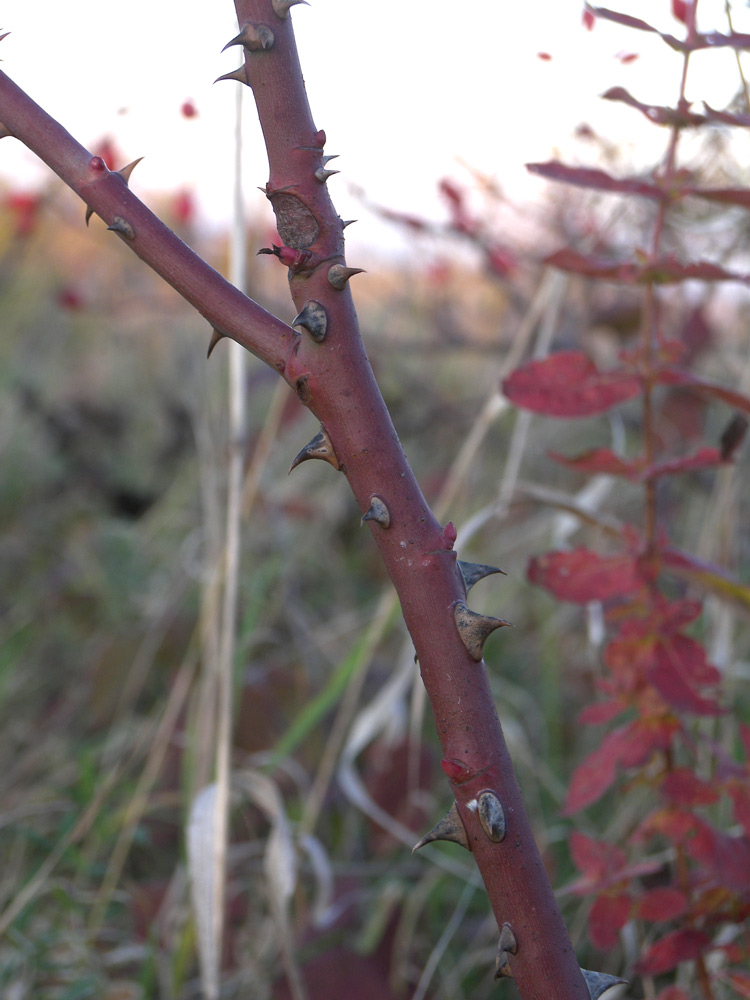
[583, 7, 596, 31]
[655, 988, 690, 1000]
[564, 726, 640, 813]
[527, 160, 664, 200]
[643, 447, 725, 480]
[661, 768, 720, 806]
[637, 887, 688, 922]
[672, 0, 689, 24]
[537, 51, 552, 61]
[636, 928, 712, 975]
[570, 831, 627, 883]
[648, 635, 723, 716]
[529, 549, 643, 603]
[689, 186, 750, 209]
[588, 892, 631, 949]
[618, 52, 639, 64]
[549, 447, 642, 478]
[602, 86, 705, 127]
[654, 367, 750, 413]
[503, 352, 641, 417]
[547, 248, 748, 285]
[728, 781, 750, 831]
[579, 700, 626, 725]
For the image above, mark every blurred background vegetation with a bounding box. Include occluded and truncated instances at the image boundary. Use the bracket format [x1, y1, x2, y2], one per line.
[0, 109, 749, 999]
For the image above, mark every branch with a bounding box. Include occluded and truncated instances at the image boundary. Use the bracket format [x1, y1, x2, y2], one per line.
[0, 7, 616, 997]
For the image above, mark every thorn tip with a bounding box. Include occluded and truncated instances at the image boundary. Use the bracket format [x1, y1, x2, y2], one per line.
[453, 601, 511, 662]
[289, 427, 340, 473]
[412, 802, 470, 853]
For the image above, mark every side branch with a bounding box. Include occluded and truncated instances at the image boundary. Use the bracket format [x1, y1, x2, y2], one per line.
[0, 69, 295, 371]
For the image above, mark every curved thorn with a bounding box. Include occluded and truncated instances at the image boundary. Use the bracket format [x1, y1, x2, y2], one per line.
[289, 427, 340, 473]
[292, 300, 327, 342]
[106, 216, 135, 240]
[494, 923, 518, 980]
[458, 561, 506, 592]
[341, 218, 357, 229]
[222, 22, 275, 52]
[271, 0, 309, 18]
[361, 495, 390, 529]
[214, 65, 249, 85]
[321, 154, 339, 165]
[117, 157, 144, 186]
[412, 802, 470, 853]
[314, 167, 339, 183]
[453, 601, 511, 662]
[85, 205, 95, 226]
[327, 264, 365, 289]
[581, 970, 628, 1000]
[207, 328, 226, 359]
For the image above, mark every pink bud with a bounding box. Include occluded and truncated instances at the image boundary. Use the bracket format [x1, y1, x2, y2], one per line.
[442, 522, 457, 549]
[440, 758, 474, 784]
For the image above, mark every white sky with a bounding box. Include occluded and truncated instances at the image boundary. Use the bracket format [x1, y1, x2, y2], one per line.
[1, 1, 749, 258]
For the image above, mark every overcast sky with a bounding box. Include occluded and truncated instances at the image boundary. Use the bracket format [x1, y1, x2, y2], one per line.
[1, 1, 748, 257]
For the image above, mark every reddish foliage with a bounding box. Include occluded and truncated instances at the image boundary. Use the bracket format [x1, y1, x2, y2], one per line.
[528, 548, 643, 604]
[588, 892, 631, 949]
[5, 189, 42, 237]
[636, 928, 712, 975]
[502, 351, 641, 417]
[637, 887, 688, 922]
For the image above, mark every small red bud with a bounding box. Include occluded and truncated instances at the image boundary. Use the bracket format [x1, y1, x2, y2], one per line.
[89, 156, 107, 173]
[442, 522, 457, 549]
[181, 99, 198, 119]
[313, 129, 326, 147]
[441, 758, 474, 784]
[258, 243, 314, 273]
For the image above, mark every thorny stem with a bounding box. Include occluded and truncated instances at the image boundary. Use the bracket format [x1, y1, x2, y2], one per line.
[0, 6, 592, 998]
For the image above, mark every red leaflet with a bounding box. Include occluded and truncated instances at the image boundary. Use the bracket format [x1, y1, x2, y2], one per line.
[637, 886, 688, 922]
[570, 831, 627, 884]
[582, 8, 596, 31]
[643, 447, 724, 480]
[578, 699, 626, 725]
[672, 0, 689, 24]
[546, 248, 747, 285]
[528, 549, 643, 603]
[648, 634, 723, 716]
[654, 989, 690, 1000]
[661, 768, 720, 806]
[588, 892, 631, 949]
[654, 368, 750, 413]
[549, 447, 642, 478]
[635, 928, 712, 975]
[526, 160, 664, 200]
[602, 86, 705, 127]
[503, 352, 641, 417]
[564, 732, 621, 813]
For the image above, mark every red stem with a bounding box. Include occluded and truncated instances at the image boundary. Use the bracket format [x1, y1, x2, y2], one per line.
[0, 6, 591, 996]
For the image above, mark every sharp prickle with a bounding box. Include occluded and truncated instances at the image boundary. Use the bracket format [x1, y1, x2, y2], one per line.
[106, 216, 135, 240]
[117, 157, 144, 186]
[458, 561, 506, 592]
[453, 602, 511, 662]
[271, 0, 309, 18]
[314, 167, 339, 183]
[581, 970, 628, 1000]
[327, 264, 365, 289]
[214, 65, 249, 85]
[292, 300, 327, 342]
[412, 802, 470, 853]
[289, 427, 340, 473]
[222, 22, 275, 52]
[207, 328, 226, 358]
[361, 496, 390, 528]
